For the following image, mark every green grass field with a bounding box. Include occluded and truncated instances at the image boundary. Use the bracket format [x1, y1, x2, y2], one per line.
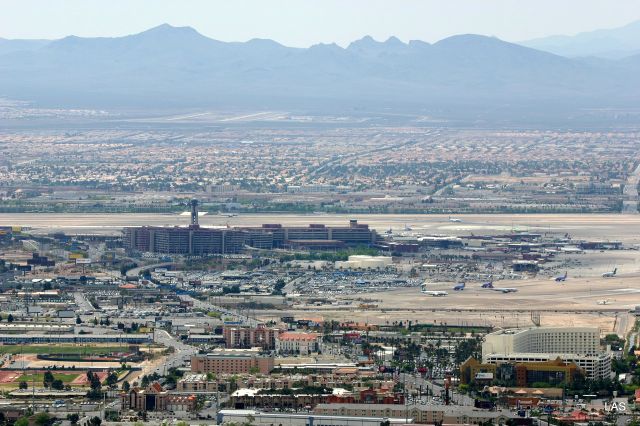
[0, 345, 130, 355]
[17, 373, 80, 383]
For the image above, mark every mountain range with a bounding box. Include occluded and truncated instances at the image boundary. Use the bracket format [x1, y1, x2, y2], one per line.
[521, 20, 640, 59]
[0, 23, 639, 115]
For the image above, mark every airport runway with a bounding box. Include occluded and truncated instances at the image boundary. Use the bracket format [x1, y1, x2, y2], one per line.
[3, 212, 640, 243]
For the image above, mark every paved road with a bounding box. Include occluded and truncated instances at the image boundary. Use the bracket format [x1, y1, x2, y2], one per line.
[283, 274, 309, 295]
[400, 372, 475, 407]
[180, 294, 260, 327]
[73, 292, 96, 312]
[126, 262, 174, 278]
[150, 329, 198, 377]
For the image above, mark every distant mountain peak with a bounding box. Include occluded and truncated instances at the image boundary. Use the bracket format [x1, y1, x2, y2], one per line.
[135, 23, 206, 39]
[347, 35, 408, 53]
[384, 36, 405, 46]
[520, 19, 640, 59]
[347, 35, 378, 49]
[142, 23, 198, 34]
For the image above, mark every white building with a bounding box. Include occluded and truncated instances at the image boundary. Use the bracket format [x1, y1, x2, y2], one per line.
[275, 332, 321, 355]
[482, 327, 611, 380]
[335, 255, 393, 270]
[483, 327, 599, 355]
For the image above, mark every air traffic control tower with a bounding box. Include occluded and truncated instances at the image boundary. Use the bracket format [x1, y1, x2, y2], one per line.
[190, 199, 199, 227]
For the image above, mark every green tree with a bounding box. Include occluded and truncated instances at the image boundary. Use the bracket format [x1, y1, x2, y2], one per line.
[106, 371, 118, 388]
[7, 314, 14, 323]
[43, 371, 55, 388]
[34, 412, 50, 426]
[76, 315, 82, 325]
[52, 379, 64, 390]
[67, 413, 80, 425]
[122, 380, 130, 392]
[15, 417, 29, 426]
[19, 381, 28, 390]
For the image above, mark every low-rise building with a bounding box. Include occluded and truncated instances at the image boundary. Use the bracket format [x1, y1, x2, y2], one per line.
[276, 332, 321, 355]
[0, 333, 152, 345]
[461, 357, 582, 387]
[121, 383, 196, 413]
[313, 403, 521, 424]
[177, 374, 219, 393]
[190, 348, 274, 375]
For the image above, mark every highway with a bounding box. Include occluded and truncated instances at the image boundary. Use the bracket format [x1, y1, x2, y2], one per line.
[179, 294, 261, 327]
[125, 262, 174, 278]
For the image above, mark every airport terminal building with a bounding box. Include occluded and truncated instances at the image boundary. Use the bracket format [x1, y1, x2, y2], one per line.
[124, 219, 379, 254]
[123, 225, 246, 255]
[242, 220, 378, 250]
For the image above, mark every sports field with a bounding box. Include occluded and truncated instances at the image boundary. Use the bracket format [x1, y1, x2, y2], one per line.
[0, 345, 130, 355]
[0, 370, 109, 387]
[17, 372, 80, 383]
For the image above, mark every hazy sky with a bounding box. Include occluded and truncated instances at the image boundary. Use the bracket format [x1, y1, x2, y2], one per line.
[2, 0, 640, 46]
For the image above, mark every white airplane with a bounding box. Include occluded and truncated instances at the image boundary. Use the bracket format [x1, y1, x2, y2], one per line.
[602, 268, 617, 278]
[448, 216, 462, 223]
[554, 272, 568, 282]
[597, 299, 611, 305]
[219, 212, 238, 217]
[422, 290, 448, 297]
[481, 282, 518, 293]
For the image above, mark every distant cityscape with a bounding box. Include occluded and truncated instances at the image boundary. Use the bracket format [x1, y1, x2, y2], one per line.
[3, 6, 640, 426]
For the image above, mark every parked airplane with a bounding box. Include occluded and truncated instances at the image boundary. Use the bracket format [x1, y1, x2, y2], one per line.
[554, 272, 568, 282]
[448, 216, 462, 223]
[481, 282, 518, 293]
[602, 268, 617, 278]
[453, 282, 466, 291]
[597, 299, 610, 305]
[219, 212, 238, 217]
[422, 290, 448, 297]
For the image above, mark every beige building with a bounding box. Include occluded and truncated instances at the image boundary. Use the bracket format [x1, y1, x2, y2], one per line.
[275, 332, 321, 355]
[190, 348, 274, 375]
[223, 324, 280, 350]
